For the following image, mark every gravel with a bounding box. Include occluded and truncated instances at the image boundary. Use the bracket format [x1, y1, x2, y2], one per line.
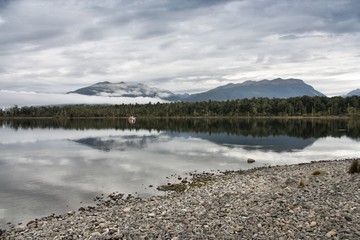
[1, 159, 360, 239]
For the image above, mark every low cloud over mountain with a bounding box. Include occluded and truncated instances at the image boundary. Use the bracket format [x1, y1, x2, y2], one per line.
[69, 78, 325, 102]
[0, 90, 166, 109]
[67, 81, 174, 99]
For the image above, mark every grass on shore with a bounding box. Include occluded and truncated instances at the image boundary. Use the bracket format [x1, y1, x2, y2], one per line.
[349, 159, 360, 174]
[312, 170, 322, 175]
[157, 179, 214, 193]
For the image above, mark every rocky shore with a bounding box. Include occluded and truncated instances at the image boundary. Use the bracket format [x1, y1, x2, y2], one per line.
[1, 159, 360, 239]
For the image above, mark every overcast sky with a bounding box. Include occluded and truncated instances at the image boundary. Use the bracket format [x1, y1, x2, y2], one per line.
[0, 0, 359, 96]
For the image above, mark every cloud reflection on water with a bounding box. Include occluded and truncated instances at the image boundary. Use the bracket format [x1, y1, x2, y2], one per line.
[0, 126, 359, 228]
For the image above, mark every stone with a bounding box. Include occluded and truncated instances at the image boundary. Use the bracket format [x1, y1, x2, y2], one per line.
[247, 158, 256, 163]
[123, 207, 131, 213]
[99, 223, 107, 228]
[26, 220, 36, 226]
[310, 221, 317, 227]
[325, 230, 337, 238]
[15, 228, 24, 233]
[91, 231, 102, 237]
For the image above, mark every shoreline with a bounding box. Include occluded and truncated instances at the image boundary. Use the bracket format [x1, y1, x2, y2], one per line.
[0, 115, 357, 120]
[1, 159, 360, 239]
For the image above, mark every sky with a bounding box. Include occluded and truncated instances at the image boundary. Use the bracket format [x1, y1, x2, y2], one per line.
[0, 0, 359, 97]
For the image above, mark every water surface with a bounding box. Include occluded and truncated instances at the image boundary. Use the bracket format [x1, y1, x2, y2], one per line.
[0, 118, 359, 228]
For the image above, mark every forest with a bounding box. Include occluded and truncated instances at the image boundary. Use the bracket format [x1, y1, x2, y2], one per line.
[1, 117, 360, 140]
[0, 96, 360, 118]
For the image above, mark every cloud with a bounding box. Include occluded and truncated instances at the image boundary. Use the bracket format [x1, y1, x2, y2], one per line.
[0, 0, 359, 96]
[0, 90, 166, 108]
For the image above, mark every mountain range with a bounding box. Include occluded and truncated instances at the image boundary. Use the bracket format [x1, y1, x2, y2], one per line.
[68, 78, 326, 102]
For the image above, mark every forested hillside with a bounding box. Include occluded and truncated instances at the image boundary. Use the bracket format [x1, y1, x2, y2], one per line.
[1, 96, 359, 118]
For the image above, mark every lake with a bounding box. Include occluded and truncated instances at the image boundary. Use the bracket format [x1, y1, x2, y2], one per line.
[0, 118, 359, 228]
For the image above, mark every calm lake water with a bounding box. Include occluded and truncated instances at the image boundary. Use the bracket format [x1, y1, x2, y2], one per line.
[0, 118, 359, 228]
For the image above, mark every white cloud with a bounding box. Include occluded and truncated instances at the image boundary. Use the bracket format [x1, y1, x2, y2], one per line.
[0, 90, 166, 108]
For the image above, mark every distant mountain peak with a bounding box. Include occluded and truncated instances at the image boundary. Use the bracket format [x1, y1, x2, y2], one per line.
[257, 78, 303, 84]
[346, 88, 360, 96]
[95, 81, 111, 85]
[68, 81, 174, 99]
[242, 80, 256, 85]
[270, 78, 303, 83]
[185, 78, 325, 102]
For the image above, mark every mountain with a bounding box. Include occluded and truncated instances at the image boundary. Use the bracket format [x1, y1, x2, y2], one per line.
[346, 89, 360, 96]
[184, 78, 325, 102]
[67, 81, 176, 99]
[68, 78, 325, 102]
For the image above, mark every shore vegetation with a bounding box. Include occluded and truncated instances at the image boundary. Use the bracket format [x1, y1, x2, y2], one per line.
[1, 96, 359, 119]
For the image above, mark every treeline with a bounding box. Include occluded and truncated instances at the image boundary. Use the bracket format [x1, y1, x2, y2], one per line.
[2, 118, 360, 140]
[1, 96, 360, 118]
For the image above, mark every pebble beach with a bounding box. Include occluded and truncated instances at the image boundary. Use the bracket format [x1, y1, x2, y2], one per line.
[1, 159, 360, 239]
